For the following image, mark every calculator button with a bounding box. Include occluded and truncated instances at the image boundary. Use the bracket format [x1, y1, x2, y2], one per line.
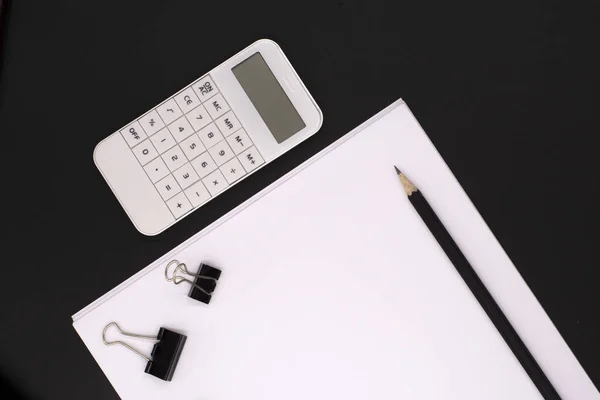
[202, 169, 228, 196]
[196, 123, 223, 149]
[131, 139, 158, 166]
[208, 140, 234, 166]
[138, 109, 165, 136]
[174, 87, 201, 114]
[192, 75, 217, 101]
[120, 121, 147, 148]
[173, 163, 199, 190]
[238, 146, 265, 173]
[184, 180, 211, 208]
[166, 192, 192, 219]
[186, 104, 211, 132]
[226, 129, 252, 155]
[204, 93, 230, 119]
[156, 99, 183, 125]
[168, 116, 195, 143]
[179, 134, 206, 161]
[155, 174, 181, 201]
[161, 146, 187, 172]
[150, 128, 176, 154]
[215, 111, 241, 136]
[144, 157, 170, 183]
[190, 151, 217, 178]
[220, 157, 246, 184]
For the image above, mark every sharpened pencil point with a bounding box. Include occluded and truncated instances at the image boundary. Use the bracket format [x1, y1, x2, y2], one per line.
[394, 166, 401, 175]
[396, 170, 418, 196]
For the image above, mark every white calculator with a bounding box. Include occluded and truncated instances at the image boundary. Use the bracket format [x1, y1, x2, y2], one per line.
[94, 40, 322, 235]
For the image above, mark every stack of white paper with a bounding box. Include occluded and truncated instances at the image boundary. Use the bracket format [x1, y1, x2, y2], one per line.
[73, 100, 598, 400]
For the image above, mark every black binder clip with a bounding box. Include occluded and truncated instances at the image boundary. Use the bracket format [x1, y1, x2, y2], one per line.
[102, 322, 186, 382]
[165, 260, 221, 304]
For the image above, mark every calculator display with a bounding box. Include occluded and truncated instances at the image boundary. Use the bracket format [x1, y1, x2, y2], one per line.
[232, 53, 306, 143]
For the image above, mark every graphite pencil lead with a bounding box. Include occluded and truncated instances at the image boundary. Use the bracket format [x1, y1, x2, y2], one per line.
[394, 165, 401, 175]
[397, 170, 418, 196]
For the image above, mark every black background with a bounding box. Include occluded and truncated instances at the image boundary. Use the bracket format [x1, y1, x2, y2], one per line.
[1, 1, 599, 399]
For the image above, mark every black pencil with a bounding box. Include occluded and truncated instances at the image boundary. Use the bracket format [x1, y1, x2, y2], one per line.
[394, 166, 561, 400]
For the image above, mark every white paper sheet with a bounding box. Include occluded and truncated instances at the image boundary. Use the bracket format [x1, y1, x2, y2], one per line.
[73, 100, 598, 400]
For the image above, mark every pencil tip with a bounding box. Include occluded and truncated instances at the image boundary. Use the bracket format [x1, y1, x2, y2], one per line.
[394, 166, 401, 175]
[397, 170, 418, 196]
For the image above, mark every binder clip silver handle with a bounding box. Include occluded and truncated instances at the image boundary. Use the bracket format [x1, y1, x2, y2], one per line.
[165, 260, 217, 296]
[102, 322, 159, 362]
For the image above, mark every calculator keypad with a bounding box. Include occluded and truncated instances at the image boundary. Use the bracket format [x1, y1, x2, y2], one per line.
[125, 74, 264, 219]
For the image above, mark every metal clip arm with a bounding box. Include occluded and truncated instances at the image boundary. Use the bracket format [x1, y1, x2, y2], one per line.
[165, 260, 217, 296]
[102, 322, 159, 362]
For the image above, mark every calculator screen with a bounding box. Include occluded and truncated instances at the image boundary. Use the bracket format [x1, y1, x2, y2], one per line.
[232, 53, 306, 143]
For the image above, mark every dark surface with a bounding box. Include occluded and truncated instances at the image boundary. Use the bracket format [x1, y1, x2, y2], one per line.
[0, 1, 598, 399]
[0, 0, 9, 83]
